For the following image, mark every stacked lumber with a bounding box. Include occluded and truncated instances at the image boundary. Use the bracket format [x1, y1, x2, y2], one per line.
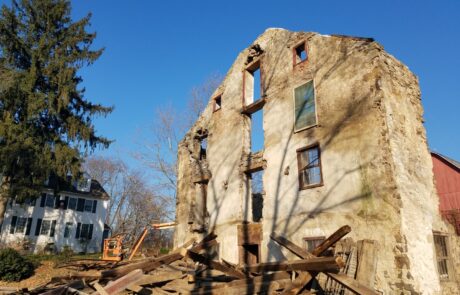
[11, 226, 379, 295]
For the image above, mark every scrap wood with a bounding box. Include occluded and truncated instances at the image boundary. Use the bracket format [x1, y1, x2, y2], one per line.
[94, 269, 144, 295]
[100, 251, 184, 279]
[271, 227, 378, 295]
[136, 271, 185, 285]
[239, 256, 343, 273]
[183, 249, 246, 279]
[190, 278, 294, 295]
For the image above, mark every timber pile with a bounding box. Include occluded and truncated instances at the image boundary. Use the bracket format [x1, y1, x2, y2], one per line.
[3, 226, 379, 295]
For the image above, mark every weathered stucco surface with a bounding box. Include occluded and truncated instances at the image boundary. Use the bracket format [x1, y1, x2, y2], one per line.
[174, 28, 460, 294]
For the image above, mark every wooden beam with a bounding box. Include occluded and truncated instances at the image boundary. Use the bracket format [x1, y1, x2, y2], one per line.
[272, 226, 351, 295]
[271, 228, 378, 295]
[101, 251, 184, 279]
[239, 256, 342, 273]
[102, 269, 144, 295]
[191, 278, 293, 295]
[185, 249, 246, 279]
[327, 273, 378, 295]
[311, 225, 351, 256]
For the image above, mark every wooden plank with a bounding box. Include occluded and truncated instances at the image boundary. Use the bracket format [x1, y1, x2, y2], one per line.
[271, 226, 351, 295]
[92, 282, 109, 295]
[356, 240, 378, 289]
[191, 279, 292, 295]
[270, 233, 314, 259]
[100, 251, 184, 279]
[327, 273, 378, 295]
[239, 256, 342, 273]
[311, 225, 351, 256]
[185, 249, 246, 279]
[102, 269, 144, 295]
[271, 230, 378, 295]
[136, 271, 185, 285]
[128, 227, 149, 260]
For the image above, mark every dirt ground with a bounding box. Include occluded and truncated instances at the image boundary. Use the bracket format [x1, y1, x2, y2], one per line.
[0, 260, 100, 290]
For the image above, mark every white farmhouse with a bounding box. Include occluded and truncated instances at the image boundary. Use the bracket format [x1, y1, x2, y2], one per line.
[0, 176, 109, 253]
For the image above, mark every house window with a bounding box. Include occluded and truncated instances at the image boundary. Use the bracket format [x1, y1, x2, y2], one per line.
[40, 220, 51, 235]
[293, 41, 308, 65]
[63, 222, 73, 238]
[84, 199, 93, 212]
[294, 80, 316, 131]
[434, 233, 451, 280]
[76, 223, 94, 240]
[248, 169, 264, 222]
[297, 145, 322, 189]
[213, 95, 222, 112]
[68, 198, 77, 210]
[304, 236, 325, 252]
[243, 60, 262, 106]
[45, 194, 55, 208]
[15, 217, 27, 234]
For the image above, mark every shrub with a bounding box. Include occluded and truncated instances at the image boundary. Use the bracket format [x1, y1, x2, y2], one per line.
[0, 248, 35, 281]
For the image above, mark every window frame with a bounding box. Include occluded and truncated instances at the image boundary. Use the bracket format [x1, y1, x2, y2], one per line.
[14, 217, 28, 234]
[296, 144, 323, 190]
[63, 222, 72, 238]
[68, 197, 77, 210]
[45, 194, 55, 208]
[292, 80, 318, 133]
[292, 40, 308, 67]
[433, 232, 452, 281]
[40, 220, 51, 235]
[84, 199, 93, 212]
[242, 59, 263, 108]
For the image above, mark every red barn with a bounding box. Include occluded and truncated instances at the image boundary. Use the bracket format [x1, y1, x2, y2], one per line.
[431, 151, 460, 234]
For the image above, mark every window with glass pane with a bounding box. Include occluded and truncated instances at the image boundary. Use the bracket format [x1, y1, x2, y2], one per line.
[63, 222, 72, 238]
[434, 233, 450, 280]
[294, 80, 316, 131]
[45, 195, 55, 208]
[297, 145, 322, 189]
[68, 198, 77, 210]
[84, 199, 93, 212]
[40, 220, 51, 235]
[80, 224, 90, 239]
[15, 217, 27, 234]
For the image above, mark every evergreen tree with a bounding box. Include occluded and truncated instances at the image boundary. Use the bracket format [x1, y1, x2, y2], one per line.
[0, 0, 112, 224]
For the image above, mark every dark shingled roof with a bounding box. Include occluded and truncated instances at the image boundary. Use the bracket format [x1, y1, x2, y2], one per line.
[431, 151, 460, 171]
[46, 175, 109, 200]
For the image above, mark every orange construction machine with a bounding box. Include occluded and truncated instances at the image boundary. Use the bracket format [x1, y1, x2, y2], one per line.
[102, 222, 176, 261]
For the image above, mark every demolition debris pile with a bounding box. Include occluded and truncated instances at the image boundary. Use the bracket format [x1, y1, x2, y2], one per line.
[0, 226, 378, 295]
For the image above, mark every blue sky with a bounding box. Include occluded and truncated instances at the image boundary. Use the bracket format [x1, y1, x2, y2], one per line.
[5, 0, 460, 165]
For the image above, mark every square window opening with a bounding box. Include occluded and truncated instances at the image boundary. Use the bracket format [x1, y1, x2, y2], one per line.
[294, 42, 308, 65]
[297, 145, 322, 189]
[244, 62, 262, 106]
[250, 110, 264, 153]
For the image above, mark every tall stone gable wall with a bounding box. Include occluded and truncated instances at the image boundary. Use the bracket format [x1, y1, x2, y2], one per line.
[174, 28, 460, 294]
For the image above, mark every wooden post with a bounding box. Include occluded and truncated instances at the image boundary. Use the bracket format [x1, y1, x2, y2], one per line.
[356, 240, 378, 289]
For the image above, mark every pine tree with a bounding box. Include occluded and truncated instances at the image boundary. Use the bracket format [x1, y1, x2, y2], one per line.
[0, 0, 112, 224]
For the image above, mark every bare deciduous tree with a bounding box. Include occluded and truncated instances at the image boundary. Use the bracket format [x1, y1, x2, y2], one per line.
[134, 74, 223, 207]
[84, 156, 171, 245]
